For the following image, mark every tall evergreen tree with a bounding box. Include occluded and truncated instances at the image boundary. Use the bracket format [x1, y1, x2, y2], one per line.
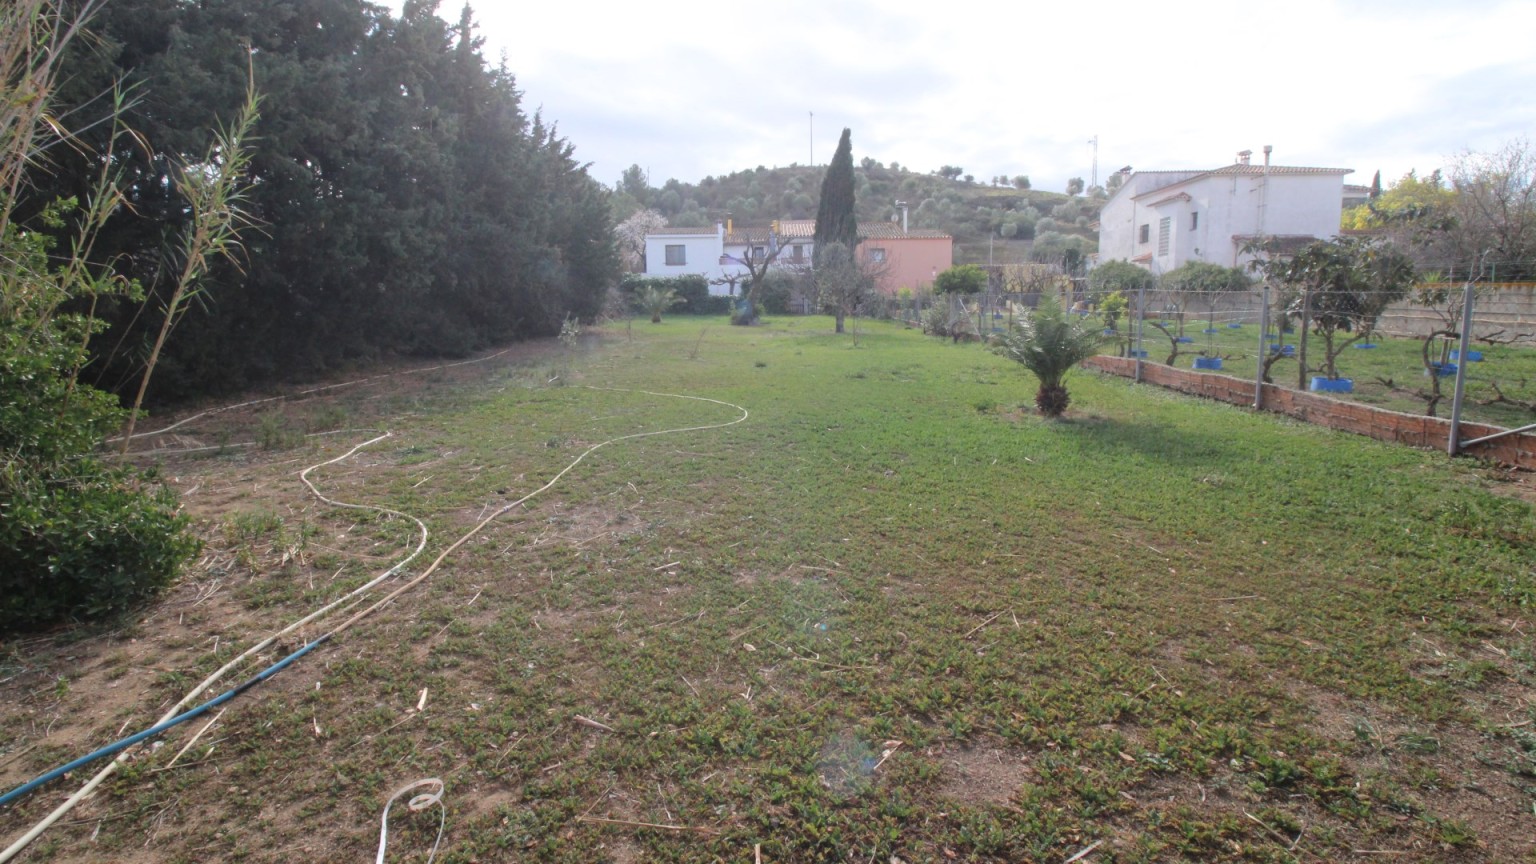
[26, 0, 619, 400]
[814, 128, 857, 261]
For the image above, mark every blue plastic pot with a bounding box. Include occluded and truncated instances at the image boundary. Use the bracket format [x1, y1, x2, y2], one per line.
[1127, 349, 1148, 358]
[1103, 328, 1118, 336]
[1202, 328, 1220, 335]
[1431, 363, 1457, 376]
[1227, 323, 1244, 329]
[1269, 344, 1295, 356]
[1354, 343, 1377, 350]
[1193, 357, 1223, 370]
[1175, 336, 1194, 344]
[1309, 377, 1354, 393]
[1449, 349, 1483, 362]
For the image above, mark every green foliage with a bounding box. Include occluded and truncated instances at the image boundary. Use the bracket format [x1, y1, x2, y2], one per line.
[0, 461, 198, 631]
[1089, 260, 1156, 296]
[634, 284, 682, 323]
[934, 264, 987, 295]
[1161, 261, 1251, 296]
[1250, 236, 1417, 379]
[1098, 290, 1129, 332]
[33, 0, 620, 400]
[621, 275, 725, 315]
[1341, 170, 1456, 231]
[992, 297, 1104, 416]
[814, 128, 858, 264]
[758, 270, 798, 314]
[0, 3, 205, 632]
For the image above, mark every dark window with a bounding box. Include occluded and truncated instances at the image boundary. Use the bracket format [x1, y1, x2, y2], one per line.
[1190, 212, 1199, 230]
[792, 244, 805, 262]
[665, 244, 686, 266]
[752, 246, 765, 262]
[869, 248, 887, 263]
[1138, 224, 1150, 244]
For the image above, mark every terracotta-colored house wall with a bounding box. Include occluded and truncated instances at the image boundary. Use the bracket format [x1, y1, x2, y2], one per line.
[859, 235, 953, 295]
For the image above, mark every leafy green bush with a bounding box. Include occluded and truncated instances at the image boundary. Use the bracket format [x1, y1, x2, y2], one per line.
[758, 271, 798, 314]
[1, 461, 198, 631]
[0, 316, 199, 632]
[621, 275, 721, 314]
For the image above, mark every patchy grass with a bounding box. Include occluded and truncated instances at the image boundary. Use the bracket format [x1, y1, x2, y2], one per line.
[2, 318, 1535, 862]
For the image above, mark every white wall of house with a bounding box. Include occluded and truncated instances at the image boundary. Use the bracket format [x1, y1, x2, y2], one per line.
[1098, 166, 1348, 276]
[643, 226, 728, 288]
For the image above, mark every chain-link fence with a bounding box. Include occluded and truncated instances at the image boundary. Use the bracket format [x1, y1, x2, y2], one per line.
[898, 283, 1536, 434]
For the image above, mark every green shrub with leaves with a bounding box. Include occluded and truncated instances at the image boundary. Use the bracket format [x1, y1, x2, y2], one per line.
[0, 227, 200, 630]
[992, 297, 1105, 417]
[934, 263, 988, 295]
[633, 284, 682, 323]
[0, 2, 207, 632]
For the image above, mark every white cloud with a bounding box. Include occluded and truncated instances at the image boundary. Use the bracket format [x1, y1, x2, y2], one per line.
[422, 0, 1536, 191]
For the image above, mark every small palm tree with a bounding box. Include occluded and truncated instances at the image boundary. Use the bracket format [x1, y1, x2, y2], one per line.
[635, 285, 681, 323]
[993, 296, 1104, 417]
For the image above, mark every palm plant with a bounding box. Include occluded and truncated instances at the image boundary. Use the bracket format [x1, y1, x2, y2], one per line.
[635, 285, 681, 323]
[993, 296, 1104, 417]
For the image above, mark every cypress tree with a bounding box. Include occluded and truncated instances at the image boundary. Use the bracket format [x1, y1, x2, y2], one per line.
[813, 128, 857, 266]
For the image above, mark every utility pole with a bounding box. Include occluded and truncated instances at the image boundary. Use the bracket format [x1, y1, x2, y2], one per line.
[1088, 135, 1098, 189]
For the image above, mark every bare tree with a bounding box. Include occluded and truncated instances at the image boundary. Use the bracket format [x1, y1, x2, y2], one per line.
[1447, 139, 1536, 279]
[813, 241, 888, 334]
[721, 227, 794, 324]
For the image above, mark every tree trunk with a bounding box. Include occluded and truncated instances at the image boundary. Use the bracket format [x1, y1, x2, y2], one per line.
[835, 310, 845, 333]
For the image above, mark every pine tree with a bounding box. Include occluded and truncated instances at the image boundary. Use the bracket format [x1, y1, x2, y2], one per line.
[814, 128, 857, 266]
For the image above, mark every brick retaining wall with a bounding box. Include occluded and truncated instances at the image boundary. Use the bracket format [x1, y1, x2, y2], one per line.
[1083, 355, 1536, 469]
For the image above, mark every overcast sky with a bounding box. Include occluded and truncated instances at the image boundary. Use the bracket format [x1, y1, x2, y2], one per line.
[432, 0, 1535, 194]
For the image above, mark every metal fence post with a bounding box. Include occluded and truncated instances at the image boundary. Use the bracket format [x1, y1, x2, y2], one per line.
[1135, 284, 1146, 383]
[1254, 284, 1269, 410]
[1447, 281, 1476, 455]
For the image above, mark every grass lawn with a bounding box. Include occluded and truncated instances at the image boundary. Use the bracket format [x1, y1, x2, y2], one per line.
[1111, 317, 1536, 430]
[2, 316, 1535, 862]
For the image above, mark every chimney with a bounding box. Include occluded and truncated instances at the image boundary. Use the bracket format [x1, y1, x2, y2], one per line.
[895, 200, 908, 234]
[1263, 144, 1272, 167]
[1237, 149, 1253, 166]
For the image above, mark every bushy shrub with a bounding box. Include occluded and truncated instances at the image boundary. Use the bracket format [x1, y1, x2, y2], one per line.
[1, 462, 198, 631]
[621, 275, 719, 314]
[0, 317, 199, 632]
[759, 271, 798, 314]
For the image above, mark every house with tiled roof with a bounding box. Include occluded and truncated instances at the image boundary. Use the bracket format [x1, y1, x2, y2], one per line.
[1096, 149, 1352, 274]
[644, 217, 952, 296]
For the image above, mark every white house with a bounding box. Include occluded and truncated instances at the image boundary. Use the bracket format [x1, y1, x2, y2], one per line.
[643, 224, 731, 285]
[1097, 150, 1352, 275]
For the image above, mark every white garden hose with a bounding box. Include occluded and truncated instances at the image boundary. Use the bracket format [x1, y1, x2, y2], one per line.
[1, 386, 748, 862]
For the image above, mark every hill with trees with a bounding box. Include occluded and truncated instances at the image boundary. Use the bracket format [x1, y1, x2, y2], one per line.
[611, 159, 1103, 268]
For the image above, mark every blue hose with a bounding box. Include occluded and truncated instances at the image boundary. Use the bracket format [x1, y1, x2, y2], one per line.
[0, 635, 329, 809]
